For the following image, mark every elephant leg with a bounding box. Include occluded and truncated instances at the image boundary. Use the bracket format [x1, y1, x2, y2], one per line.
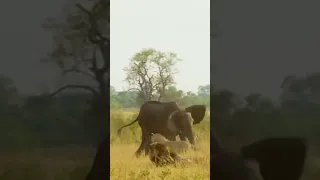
[144, 134, 152, 156]
[135, 128, 148, 157]
[179, 133, 187, 141]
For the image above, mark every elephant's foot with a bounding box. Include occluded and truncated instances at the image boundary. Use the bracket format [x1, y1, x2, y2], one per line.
[144, 150, 149, 156]
[135, 153, 142, 158]
[135, 151, 143, 158]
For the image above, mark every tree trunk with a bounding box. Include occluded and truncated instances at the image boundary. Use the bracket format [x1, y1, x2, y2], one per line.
[89, 70, 109, 144]
[99, 43, 109, 66]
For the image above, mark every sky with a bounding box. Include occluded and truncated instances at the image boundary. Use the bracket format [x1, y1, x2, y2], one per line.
[1, 0, 320, 99]
[110, 0, 210, 93]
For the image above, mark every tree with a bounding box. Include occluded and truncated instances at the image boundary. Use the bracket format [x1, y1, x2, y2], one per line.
[198, 84, 210, 96]
[110, 86, 122, 109]
[161, 86, 184, 102]
[211, 89, 239, 121]
[109, 84, 211, 109]
[244, 93, 262, 111]
[0, 75, 19, 107]
[124, 48, 180, 103]
[280, 72, 320, 110]
[110, 86, 117, 97]
[42, 0, 109, 143]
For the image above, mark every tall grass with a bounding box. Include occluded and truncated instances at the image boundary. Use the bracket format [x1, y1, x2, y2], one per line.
[110, 109, 211, 180]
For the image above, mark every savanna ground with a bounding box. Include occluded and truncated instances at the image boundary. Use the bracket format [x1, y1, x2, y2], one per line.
[110, 110, 211, 180]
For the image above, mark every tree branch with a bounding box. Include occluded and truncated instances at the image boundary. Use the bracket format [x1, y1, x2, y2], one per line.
[63, 68, 96, 79]
[49, 84, 99, 97]
[76, 3, 106, 45]
[75, 3, 91, 16]
[125, 88, 141, 92]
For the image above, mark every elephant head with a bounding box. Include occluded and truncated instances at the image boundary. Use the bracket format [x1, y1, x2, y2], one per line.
[167, 105, 206, 145]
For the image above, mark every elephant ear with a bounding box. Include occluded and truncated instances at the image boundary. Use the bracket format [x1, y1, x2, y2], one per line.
[167, 111, 179, 133]
[241, 137, 307, 180]
[185, 105, 206, 124]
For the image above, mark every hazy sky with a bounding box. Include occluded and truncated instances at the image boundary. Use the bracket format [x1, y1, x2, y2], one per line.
[110, 0, 210, 93]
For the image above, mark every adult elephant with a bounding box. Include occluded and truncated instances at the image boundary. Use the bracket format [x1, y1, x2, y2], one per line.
[212, 136, 308, 180]
[117, 101, 206, 156]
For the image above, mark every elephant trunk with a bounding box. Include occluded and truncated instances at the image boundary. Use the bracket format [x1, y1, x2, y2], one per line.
[189, 133, 196, 145]
[184, 128, 196, 145]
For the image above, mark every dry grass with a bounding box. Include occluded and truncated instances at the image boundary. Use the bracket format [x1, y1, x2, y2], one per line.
[110, 141, 210, 180]
[110, 109, 211, 180]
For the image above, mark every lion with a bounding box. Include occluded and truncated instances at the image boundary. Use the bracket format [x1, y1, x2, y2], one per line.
[150, 133, 195, 154]
[149, 142, 192, 167]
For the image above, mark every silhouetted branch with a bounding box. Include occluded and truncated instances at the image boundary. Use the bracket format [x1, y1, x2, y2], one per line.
[125, 88, 141, 92]
[76, 3, 107, 45]
[63, 68, 96, 79]
[75, 3, 91, 16]
[49, 84, 99, 97]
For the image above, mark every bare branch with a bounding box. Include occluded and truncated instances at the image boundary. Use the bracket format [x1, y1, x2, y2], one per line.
[75, 3, 91, 16]
[49, 84, 99, 97]
[76, 3, 107, 45]
[125, 88, 141, 92]
[63, 67, 96, 79]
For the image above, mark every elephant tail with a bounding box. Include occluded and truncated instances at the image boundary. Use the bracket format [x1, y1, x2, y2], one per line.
[117, 118, 138, 136]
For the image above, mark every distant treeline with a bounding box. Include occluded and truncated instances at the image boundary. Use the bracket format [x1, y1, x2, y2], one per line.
[110, 84, 210, 109]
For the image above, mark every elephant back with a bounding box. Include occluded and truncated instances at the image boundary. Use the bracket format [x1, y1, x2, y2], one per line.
[138, 101, 181, 133]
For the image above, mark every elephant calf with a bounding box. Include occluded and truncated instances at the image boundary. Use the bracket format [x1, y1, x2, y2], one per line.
[151, 133, 194, 154]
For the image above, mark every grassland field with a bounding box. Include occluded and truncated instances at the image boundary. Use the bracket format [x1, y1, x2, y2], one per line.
[110, 110, 211, 180]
